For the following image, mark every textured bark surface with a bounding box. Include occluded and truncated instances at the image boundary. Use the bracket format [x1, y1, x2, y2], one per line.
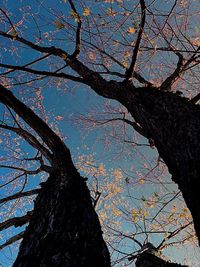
[13, 170, 110, 267]
[0, 85, 110, 267]
[116, 85, 200, 243]
[64, 57, 200, 243]
[136, 252, 188, 267]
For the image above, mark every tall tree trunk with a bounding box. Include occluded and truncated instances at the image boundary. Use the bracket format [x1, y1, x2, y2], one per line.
[13, 168, 110, 267]
[0, 85, 110, 267]
[118, 85, 200, 243]
[135, 252, 187, 267]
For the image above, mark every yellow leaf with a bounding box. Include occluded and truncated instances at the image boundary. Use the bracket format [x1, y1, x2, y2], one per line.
[89, 52, 95, 60]
[128, 27, 136, 34]
[54, 20, 65, 29]
[98, 163, 106, 176]
[131, 209, 138, 222]
[70, 10, 80, 22]
[121, 60, 128, 68]
[192, 38, 200, 46]
[172, 205, 177, 213]
[139, 178, 145, 184]
[179, 212, 187, 219]
[168, 213, 174, 221]
[114, 186, 122, 193]
[61, 53, 68, 60]
[164, 232, 169, 240]
[112, 208, 122, 216]
[124, 51, 131, 57]
[143, 210, 149, 217]
[83, 7, 90, 16]
[113, 169, 122, 180]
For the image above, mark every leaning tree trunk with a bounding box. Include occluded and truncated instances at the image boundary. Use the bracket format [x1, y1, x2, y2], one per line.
[13, 168, 110, 267]
[135, 252, 188, 267]
[118, 85, 200, 243]
[0, 85, 110, 267]
[65, 57, 200, 243]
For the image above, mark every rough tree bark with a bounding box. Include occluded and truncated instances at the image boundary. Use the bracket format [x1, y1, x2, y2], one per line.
[68, 56, 200, 243]
[0, 85, 110, 267]
[135, 252, 188, 267]
[117, 85, 200, 243]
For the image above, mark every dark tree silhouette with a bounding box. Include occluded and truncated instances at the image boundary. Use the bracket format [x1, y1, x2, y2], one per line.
[0, 85, 110, 267]
[0, 0, 199, 266]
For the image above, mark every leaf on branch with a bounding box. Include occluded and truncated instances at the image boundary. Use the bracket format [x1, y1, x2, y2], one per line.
[127, 27, 136, 34]
[83, 7, 90, 17]
[89, 52, 95, 60]
[121, 60, 128, 68]
[192, 38, 200, 46]
[8, 28, 18, 39]
[112, 208, 122, 216]
[54, 20, 65, 30]
[70, 10, 80, 22]
[139, 178, 145, 184]
[61, 53, 68, 60]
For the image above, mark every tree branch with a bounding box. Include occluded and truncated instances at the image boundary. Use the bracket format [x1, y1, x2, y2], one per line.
[0, 189, 39, 205]
[0, 212, 33, 232]
[0, 62, 85, 84]
[68, 0, 82, 58]
[190, 93, 200, 104]
[0, 84, 76, 171]
[124, 0, 146, 82]
[0, 8, 17, 35]
[0, 231, 24, 251]
[0, 30, 121, 99]
[0, 31, 67, 57]
[0, 123, 53, 164]
[160, 52, 185, 91]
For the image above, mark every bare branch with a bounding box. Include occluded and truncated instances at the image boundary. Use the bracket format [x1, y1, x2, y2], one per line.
[0, 8, 17, 35]
[0, 30, 67, 57]
[190, 93, 200, 104]
[0, 62, 85, 84]
[124, 0, 146, 82]
[157, 222, 193, 250]
[160, 52, 185, 91]
[151, 191, 180, 222]
[68, 0, 82, 58]
[0, 189, 39, 205]
[0, 212, 33, 232]
[0, 30, 120, 99]
[0, 123, 53, 164]
[0, 231, 24, 250]
[0, 164, 43, 175]
[0, 84, 76, 171]
[2, 53, 51, 75]
[0, 173, 25, 189]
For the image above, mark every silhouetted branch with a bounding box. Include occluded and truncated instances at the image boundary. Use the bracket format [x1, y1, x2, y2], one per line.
[0, 212, 33, 232]
[125, 0, 146, 81]
[0, 189, 39, 205]
[0, 231, 24, 250]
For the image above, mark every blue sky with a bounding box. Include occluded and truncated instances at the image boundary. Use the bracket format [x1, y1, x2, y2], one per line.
[0, 0, 200, 266]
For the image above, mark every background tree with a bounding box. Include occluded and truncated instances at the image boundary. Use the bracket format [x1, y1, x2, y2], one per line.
[0, 0, 200, 266]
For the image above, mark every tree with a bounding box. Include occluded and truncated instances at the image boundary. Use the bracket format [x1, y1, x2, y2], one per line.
[0, 0, 199, 266]
[0, 84, 110, 266]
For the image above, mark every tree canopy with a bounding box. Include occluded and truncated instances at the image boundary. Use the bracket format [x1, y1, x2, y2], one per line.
[0, 0, 200, 266]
